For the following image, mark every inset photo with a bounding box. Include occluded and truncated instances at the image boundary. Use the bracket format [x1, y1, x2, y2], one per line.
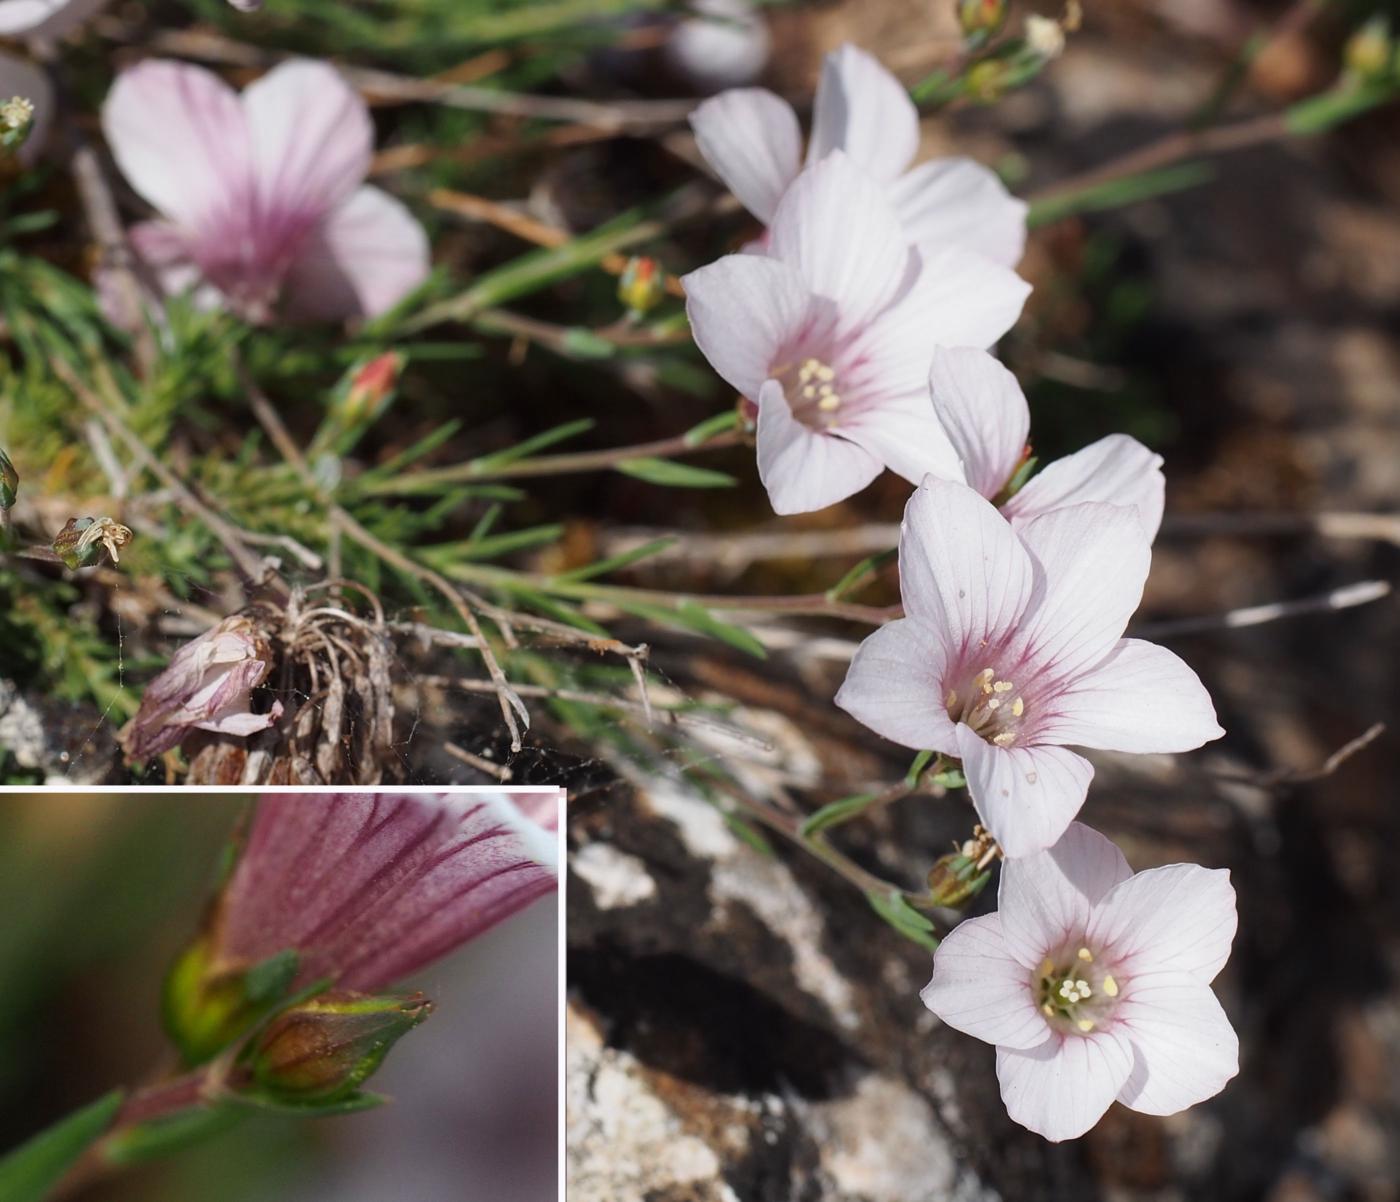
[0, 789, 560, 1202]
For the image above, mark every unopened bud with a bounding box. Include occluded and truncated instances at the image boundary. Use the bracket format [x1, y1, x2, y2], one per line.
[956, 0, 1006, 43]
[964, 58, 1012, 102]
[1024, 14, 1066, 60]
[51, 515, 133, 569]
[246, 991, 432, 1103]
[165, 935, 300, 1065]
[0, 447, 16, 510]
[0, 96, 34, 155]
[339, 352, 403, 427]
[1345, 17, 1393, 84]
[618, 256, 667, 317]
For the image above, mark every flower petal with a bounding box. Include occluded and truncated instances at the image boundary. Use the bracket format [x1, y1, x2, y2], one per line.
[1003, 434, 1165, 539]
[996, 1029, 1134, 1141]
[957, 729, 1094, 860]
[889, 157, 1028, 267]
[767, 151, 910, 327]
[280, 186, 430, 322]
[922, 913, 1047, 1050]
[997, 821, 1132, 969]
[1115, 970, 1239, 1115]
[755, 378, 882, 513]
[898, 476, 1032, 650]
[1088, 862, 1237, 982]
[102, 60, 252, 233]
[927, 346, 1028, 498]
[839, 394, 963, 486]
[807, 44, 918, 183]
[689, 87, 801, 223]
[1035, 638, 1223, 753]
[835, 618, 957, 752]
[242, 59, 372, 221]
[682, 254, 815, 400]
[1012, 502, 1152, 684]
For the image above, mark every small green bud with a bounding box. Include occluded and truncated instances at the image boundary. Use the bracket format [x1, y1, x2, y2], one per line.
[957, 0, 1006, 43]
[164, 934, 300, 1065]
[246, 991, 432, 1104]
[0, 96, 34, 156]
[964, 58, 1012, 102]
[0, 447, 17, 510]
[50, 516, 133, 570]
[1345, 17, 1393, 84]
[618, 256, 667, 318]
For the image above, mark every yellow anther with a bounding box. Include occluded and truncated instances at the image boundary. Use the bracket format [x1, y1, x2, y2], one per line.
[1011, 697, 1024, 717]
[1077, 947, 1093, 963]
[946, 689, 958, 709]
[1041, 1002, 1055, 1017]
[818, 394, 841, 412]
[1102, 975, 1119, 997]
[1076, 1018, 1095, 1032]
[975, 668, 994, 693]
[1038, 958, 1054, 977]
[993, 680, 1013, 693]
[992, 732, 1017, 747]
[987, 698, 1001, 711]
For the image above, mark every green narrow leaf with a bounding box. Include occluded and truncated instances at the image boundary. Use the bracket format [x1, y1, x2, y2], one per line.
[553, 536, 677, 583]
[0, 1090, 123, 1202]
[866, 889, 940, 952]
[614, 457, 736, 488]
[800, 793, 878, 838]
[905, 749, 937, 787]
[826, 547, 897, 601]
[470, 418, 595, 471]
[683, 409, 741, 446]
[102, 1104, 247, 1167]
[674, 600, 768, 658]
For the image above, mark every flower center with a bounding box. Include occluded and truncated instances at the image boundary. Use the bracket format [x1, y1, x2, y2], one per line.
[1036, 945, 1121, 1035]
[776, 357, 843, 430]
[945, 667, 1026, 747]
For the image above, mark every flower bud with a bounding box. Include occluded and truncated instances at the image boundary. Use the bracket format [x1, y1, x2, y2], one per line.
[246, 992, 432, 1103]
[1345, 17, 1393, 84]
[964, 58, 1012, 102]
[924, 827, 999, 908]
[339, 351, 403, 429]
[50, 515, 133, 569]
[618, 256, 667, 317]
[165, 933, 301, 1065]
[0, 96, 34, 155]
[0, 447, 16, 510]
[1024, 14, 1066, 60]
[956, 0, 1006, 43]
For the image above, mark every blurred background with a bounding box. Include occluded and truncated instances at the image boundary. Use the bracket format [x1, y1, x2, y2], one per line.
[0, 794, 558, 1202]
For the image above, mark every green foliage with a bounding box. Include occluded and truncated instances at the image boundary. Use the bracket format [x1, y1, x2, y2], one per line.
[0, 1090, 123, 1202]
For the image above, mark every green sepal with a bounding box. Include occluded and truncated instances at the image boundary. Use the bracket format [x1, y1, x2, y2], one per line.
[163, 943, 301, 1067]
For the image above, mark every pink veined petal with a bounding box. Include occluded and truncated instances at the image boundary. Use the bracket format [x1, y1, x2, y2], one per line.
[997, 821, 1132, 970]
[890, 157, 1029, 268]
[102, 60, 253, 235]
[0, 51, 51, 165]
[755, 378, 882, 514]
[281, 185, 430, 322]
[921, 913, 1047, 1051]
[1115, 970, 1240, 1115]
[868, 246, 1030, 357]
[196, 698, 281, 737]
[767, 151, 910, 328]
[0, 0, 107, 39]
[242, 59, 372, 225]
[898, 476, 1033, 649]
[689, 87, 801, 223]
[682, 254, 816, 401]
[128, 220, 201, 296]
[1034, 638, 1224, 754]
[1003, 434, 1165, 540]
[1088, 862, 1237, 982]
[807, 43, 919, 183]
[927, 346, 1029, 498]
[1012, 502, 1152, 684]
[957, 729, 1094, 860]
[834, 618, 958, 752]
[996, 1029, 1135, 1142]
[838, 393, 963, 486]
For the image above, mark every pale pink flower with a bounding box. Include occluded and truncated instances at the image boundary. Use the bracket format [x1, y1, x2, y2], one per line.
[682, 152, 1029, 514]
[922, 822, 1239, 1141]
[101, 59, 429, 325]
[120, 614, 283, 759]
[0, 0, 106, 38]
[835, 477, 1222, 856]
[690, 43, 1026, 267]
[216, 791, 560, 991]
[928, 346, 1166, 538]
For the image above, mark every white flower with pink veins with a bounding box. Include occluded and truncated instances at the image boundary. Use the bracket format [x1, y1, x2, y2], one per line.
[922, 823, 1240, 1141]
[835, 477, 1222, 856]
[690, 43, 1027, 268]
[682, 152, 1030, 515]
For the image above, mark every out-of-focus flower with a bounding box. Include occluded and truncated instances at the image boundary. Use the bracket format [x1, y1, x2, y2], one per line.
[50, 515, 133, 569]
[0, 0, 107, 38]
[682, 153, 1029, 514]
[925, 347, 1165, 538]
[246, 991, 433, 1103]
[0, 53, 50, 164]
[1025, 14, 1067, 60]
[101, 59, 429, 325]
[0, 447, 16, 510]
[922, 823, 1239, 1141]
[835, 478, 1222, 857]
[120, 614, 282, 760]
[957, 0, 1007, 43]
[226, 0, 261, 10]
[165, 791, 560, 1062]
[617, 255, 666, 317]
[1344, 16, 1393, 84]
[664, 0, 770, 92]
[690, 43, 1027, 267]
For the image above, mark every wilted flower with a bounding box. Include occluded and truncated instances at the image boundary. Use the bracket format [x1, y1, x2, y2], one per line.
[690, 42, 1027, 267]
[0, 0, 106, 38]
[120, 614, 282, 760]
[101, 59, 429, 325]
[922, 823, 1239, 1141]
[682, 153, 1029, 514]
[836, 478, 1222, 857]
[50, 515, 133, 569]
[927, 347, 1165, 538]
[165, 791, 560, 1062]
